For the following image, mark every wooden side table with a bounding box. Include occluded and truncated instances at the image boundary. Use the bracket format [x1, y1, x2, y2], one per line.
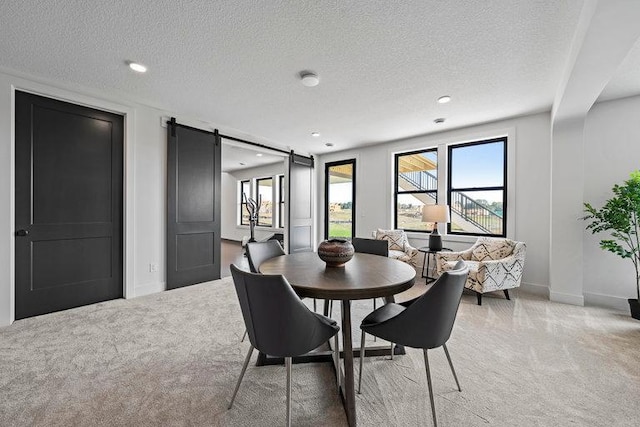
[418, 247, 452, 283]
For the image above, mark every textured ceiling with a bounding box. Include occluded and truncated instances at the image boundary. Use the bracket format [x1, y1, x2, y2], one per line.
[0, 1, 587, 154]
[221, 143, 285, 173]
[598, 37, 640, 102]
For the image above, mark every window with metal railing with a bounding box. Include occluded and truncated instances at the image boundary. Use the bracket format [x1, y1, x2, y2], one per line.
[447, 137, 506, 237]
[394, 149, 437, 232]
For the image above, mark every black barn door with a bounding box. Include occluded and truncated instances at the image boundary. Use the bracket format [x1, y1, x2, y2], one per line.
[15, 91, 123, 320]
[167, 122, 221, 289]
[287, 153, 314, 253]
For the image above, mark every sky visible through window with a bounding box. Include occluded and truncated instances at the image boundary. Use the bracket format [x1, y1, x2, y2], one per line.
[451, 141, 504, 203]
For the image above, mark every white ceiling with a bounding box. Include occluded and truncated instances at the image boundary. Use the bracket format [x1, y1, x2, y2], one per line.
[221, 142, 285, 173]
[598, 37, 640, 102]
[2, 0, 629, 156]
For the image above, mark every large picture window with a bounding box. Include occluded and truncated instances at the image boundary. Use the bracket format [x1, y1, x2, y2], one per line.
[239, 180, 250, 225]
[325, 159, 355, 239]
[394, 149, 437, 231]
[448, 137, 506, 236]
[256, 177, 273, 227]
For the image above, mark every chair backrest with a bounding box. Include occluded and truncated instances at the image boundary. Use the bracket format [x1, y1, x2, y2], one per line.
[469, 237, 516, 261]
[352, 237, 389, 257]
[230, 264, 338, 357]
[246, 240, 285, 273]
[371, 261, 468, 349]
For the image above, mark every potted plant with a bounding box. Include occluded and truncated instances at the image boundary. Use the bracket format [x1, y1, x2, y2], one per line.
[584, 170, 640, 320]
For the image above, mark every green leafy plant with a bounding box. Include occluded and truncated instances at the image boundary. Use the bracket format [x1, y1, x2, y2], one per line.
[584, 171, 640, 300]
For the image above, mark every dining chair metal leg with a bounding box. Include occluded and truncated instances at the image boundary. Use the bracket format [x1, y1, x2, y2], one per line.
[228, 345, 255, 409]
[390, 342, 394, 360]
[334, 334, 341, 390]
[358, 330, 366, 394]
[241, 329, 247, 342]
[442, 344, 461, 392]
[285, 357, 292, 427]
[423, 349, 438, 427]
[313, 299, 317, 312]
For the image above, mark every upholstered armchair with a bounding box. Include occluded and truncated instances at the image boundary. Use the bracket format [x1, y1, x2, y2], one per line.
[435, 237, 526, 305]
[374, 229, 420, 267]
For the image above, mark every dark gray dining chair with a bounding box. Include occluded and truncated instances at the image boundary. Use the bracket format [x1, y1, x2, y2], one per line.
[246, 239, 319, 315]
[246, 240, 285, 273]
[228, 264, 340, 427]
[357, 261, 468, 427]
[240, 240, 288, 342]
[328, 237, 390, 319]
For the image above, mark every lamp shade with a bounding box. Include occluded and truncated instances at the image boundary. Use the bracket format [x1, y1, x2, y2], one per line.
[422, 204, 451, 223]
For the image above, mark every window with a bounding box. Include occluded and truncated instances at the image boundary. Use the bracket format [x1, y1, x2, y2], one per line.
[394, 149, 437, 232]
[448, 137, 506, 236]
[325, 159, 356, 239]
[256, 177, 273, 227]
[239, 180, 250, 225]
[278, 175, 285, 229]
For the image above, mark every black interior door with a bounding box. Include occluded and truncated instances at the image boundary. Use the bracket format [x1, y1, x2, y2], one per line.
[166, 122, 221, 289]
[15, 91, 124, 320]
[288, 153, 314, 253]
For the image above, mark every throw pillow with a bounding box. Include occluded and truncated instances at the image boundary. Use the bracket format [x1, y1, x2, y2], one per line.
[471, 238, 514, 261]
[376, 229, 407, 251]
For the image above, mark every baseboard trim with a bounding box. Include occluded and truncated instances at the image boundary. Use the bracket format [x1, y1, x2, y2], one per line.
[520, 281, 549, 297]
[134, 281, 166, 298]
[550, 291, 584, 306]
[584, 291, 630, 311]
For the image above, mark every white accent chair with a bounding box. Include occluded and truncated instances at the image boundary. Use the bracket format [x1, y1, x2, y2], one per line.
[435, 237, 526, 305]
[374, 229, 420, 267]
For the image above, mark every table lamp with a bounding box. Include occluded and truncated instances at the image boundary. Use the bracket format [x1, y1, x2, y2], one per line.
[422, 204, 450, 251]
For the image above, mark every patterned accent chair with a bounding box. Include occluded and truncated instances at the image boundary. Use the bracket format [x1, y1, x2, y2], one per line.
[435, 237, 526, 305]
[374, 229, 420, 267]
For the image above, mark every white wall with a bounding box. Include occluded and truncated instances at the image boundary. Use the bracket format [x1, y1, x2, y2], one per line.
[221, 162, 286, 242]
[582, 95, 640, 310]
[316, 112, 552, 293]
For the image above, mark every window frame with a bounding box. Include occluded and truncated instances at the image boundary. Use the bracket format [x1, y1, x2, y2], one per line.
[239, 179, 251, 226]
[393, 148, 438, 232]
[446, 136, 507, 237]
[324, 159, 356, 240]
[255, 176, 274, 227]
[278, 174, 285, 229]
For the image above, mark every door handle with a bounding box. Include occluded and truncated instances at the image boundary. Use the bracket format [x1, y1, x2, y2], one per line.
[16, 229, 29, 237]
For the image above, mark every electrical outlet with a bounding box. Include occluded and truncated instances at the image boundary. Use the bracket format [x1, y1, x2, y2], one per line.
[149, 263, 158, 273]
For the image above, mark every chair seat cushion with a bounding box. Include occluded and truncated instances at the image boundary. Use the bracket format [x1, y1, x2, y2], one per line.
[361, 303, 405, 327]
[443, 260, 479, 290]
[389, 249, 411, 263]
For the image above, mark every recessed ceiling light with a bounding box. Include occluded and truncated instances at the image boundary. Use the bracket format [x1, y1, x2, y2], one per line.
[239, 162, 246, 166]
[256, 153, 263, 157]
[128, 62, 147, 73]
[300, 72, 319, 87]
[325, 142, 334, 147]
[311, 132, 320, 137]
[434, 118, 445, 124]
[437, 95, 451, 104]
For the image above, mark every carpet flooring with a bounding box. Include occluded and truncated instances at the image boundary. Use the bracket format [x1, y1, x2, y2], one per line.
[1, 278, 639, 426]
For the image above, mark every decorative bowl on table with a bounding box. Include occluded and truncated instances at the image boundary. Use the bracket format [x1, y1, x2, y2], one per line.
[317, 239, 355, 267]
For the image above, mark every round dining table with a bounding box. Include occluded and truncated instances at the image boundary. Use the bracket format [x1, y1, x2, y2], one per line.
[260, 251, 416, 427]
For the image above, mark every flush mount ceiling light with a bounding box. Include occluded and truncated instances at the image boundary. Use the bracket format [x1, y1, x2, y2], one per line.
[437, 95, 451, 104]
[300, 72, 319, 87]
[128, 62, 147, 73]
[434, 118, 446, 124]
[256, 153, 263, 157]
[311, 132, 320, 137]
